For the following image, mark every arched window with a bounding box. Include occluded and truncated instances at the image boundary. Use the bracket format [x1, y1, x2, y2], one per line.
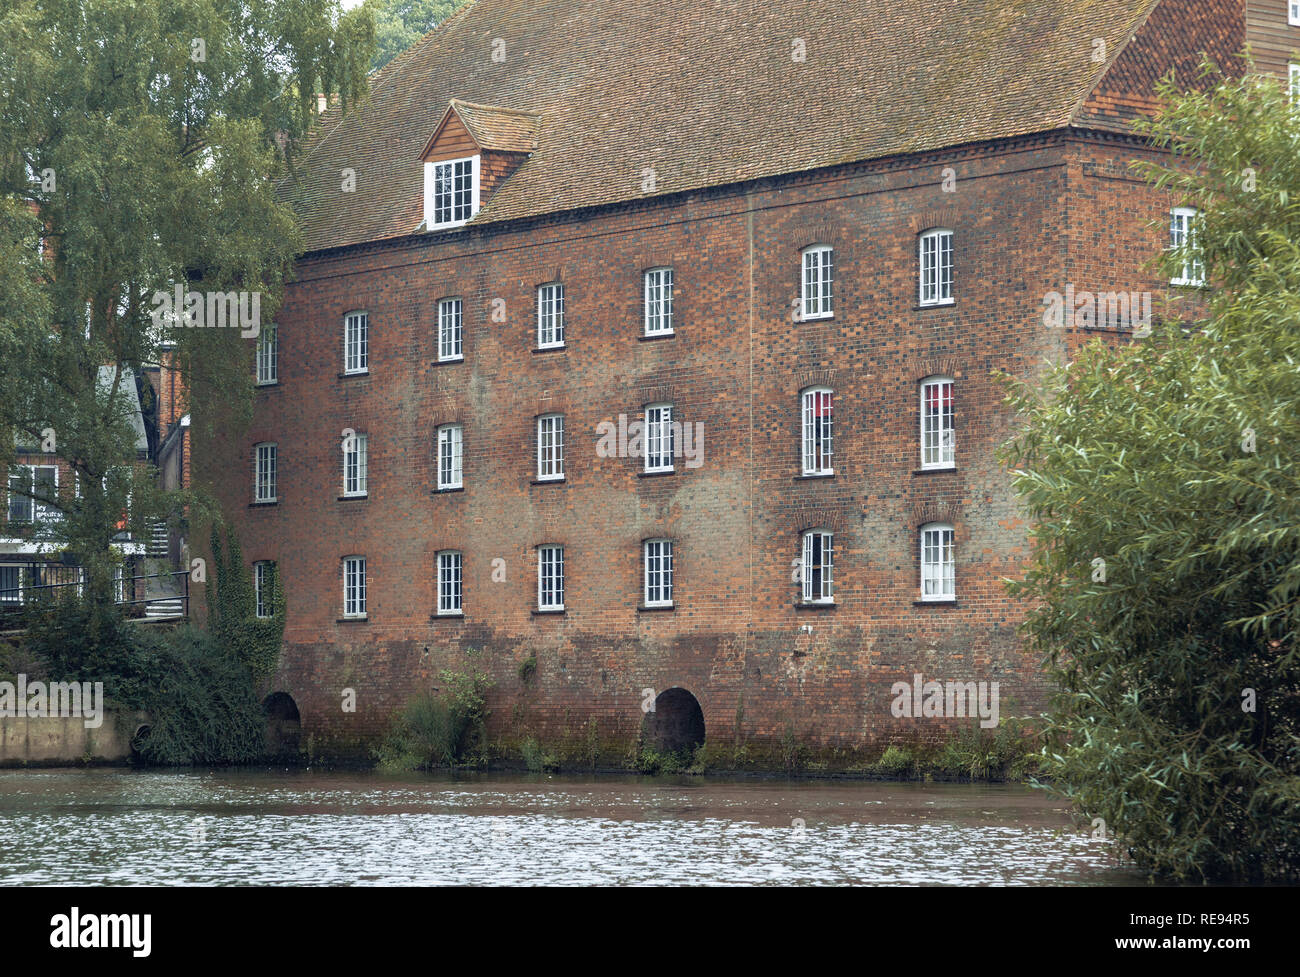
[920, 377, 955, 469]
[1169, 207, 1204, 286]
[437, 424, 462, 489]
[437, 297, 463, 362]
[643, 538, 674, 607]
[918, 229, 953, 306]
[801, 244, 833, 319]
[644, 403, 675, 472]
[437, 550, 462, 615]
[343, 311, 368, 373]
[920, 523, 955, 601]
[801, 529, 834, 604]
[644, 268, 674, 335]
[801, 387, 834, 475]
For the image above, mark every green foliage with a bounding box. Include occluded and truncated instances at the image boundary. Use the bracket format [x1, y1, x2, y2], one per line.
[208, 527, 284, 684]
[1001, 65, 1300, 882]
[520, 736, 559, 773]
[19, 596, 266, 764]
[133, 627, 266, 765]
[20, 596, 159, 708]
[931, 722, 1035, 781]
[780, 721, 807, 775]
[875, 745, 915, 777]
[634, 747, 686, 775]
[375, 654, 495, 770]
[0, 1, 373, 599]
[362, 0, 472, 72]
[517, 653, 536, 685]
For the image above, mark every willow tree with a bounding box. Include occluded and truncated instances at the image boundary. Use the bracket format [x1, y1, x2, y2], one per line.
[0, 0, 373, 604]
[1002, 64, 1300, 882]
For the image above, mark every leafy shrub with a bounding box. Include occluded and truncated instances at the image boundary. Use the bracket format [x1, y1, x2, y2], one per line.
[1001, 66, 1300, 883]
[520, 736, 559, 773]
[133, 628, 265, 765]
[875, 745, 914, 776]
[375, 656, 495, 770]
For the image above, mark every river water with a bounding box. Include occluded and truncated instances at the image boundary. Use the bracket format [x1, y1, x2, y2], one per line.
[0, 769, 1145, 885]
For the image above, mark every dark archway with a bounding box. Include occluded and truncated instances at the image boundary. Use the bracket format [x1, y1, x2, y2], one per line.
[262, 692, 301, 758]
[642, 687, 705, 754]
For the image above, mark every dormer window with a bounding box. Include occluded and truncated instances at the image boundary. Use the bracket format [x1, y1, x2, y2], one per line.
[419, 100, 540, 233]
[425, 155, 480, 229]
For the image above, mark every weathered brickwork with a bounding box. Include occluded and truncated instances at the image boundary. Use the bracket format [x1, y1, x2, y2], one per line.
[197, 125, 1220, 763]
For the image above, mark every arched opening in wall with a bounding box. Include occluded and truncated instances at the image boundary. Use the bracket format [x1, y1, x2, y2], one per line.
[642, 687, 705, 756]
[263, 692, 301, 759]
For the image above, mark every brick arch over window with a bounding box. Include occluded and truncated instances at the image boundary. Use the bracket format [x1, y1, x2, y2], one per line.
[793, 508, 846, 535]
[909, 208, 958, 235]
[909, 356, 965, 382]
[525, 264, 566, 287]
[793, 222, 841, 250]
[636, 381, 676, 407]
[431, 403, 466, 427]
[532, 393, 571, 416]
[793, 367, 837, 393]
[634, 251, 679, 274]
[910, 501, 960, 529]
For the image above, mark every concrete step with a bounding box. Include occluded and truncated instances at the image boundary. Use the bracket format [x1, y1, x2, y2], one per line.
[144, 598, 184, 618]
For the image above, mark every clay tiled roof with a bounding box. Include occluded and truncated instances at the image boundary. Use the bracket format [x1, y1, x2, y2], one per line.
[290, 0, 1166, 254]
[447, 100, 540, 154]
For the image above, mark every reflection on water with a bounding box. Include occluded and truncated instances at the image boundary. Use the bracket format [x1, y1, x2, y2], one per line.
[0, 769, 1144, 885]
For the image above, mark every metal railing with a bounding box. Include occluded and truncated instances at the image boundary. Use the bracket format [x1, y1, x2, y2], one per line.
[0, 564, 189, 619]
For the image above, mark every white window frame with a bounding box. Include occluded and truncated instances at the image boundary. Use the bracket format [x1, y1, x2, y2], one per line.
[801, 530, 834, 604]
[537, 545, 565, 611]
[918, 228, 954, 306]
[344, 311, 369, 375]
[1290, 62, 1300, 104]
[437, 550, 462, 615]
[7, 464, 58, 524]
[343, 432, 368, 497]
[254, 561, 275, 619]
[920, 523, 956, 602]
[437, 424, 463, 490]
[438, 297, 463, 362]
[800, 387, 834, 476]
[254, 443, 277, 503]
[643, 538, 674, 607]
[644, 403, 675, 473]
[801, 245, 834, 320]
[920, 377, 956, 470]
[256, 323, 278, 385]
[1290, 2, 1300, 26]
[1169, 207, 1204, 286]
[424, 155, 481, 230]
[343, 556, 366, 618]
[537, 413, 564, 481]
[644, 267, 674, 336]
[537, 282, 565, 349]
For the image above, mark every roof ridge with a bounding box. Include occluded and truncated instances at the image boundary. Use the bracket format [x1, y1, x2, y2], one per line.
[450, 98, 542, 118]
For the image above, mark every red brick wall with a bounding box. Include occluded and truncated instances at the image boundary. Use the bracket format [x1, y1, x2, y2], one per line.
[197, 130, 1190, 762]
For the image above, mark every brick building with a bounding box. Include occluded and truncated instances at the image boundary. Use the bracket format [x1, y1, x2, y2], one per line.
[201, 0, 1297, 763]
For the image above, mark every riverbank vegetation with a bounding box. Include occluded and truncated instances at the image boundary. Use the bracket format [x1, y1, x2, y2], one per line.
[1002, 65, 1300, 883]
[1, 527, 284, 766]
[374, 653, 495, 771]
